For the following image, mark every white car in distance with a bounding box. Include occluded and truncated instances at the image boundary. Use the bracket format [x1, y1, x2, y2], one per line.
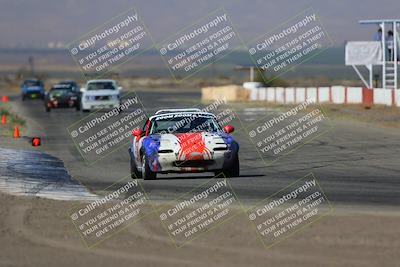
[80, 79, 121, 112]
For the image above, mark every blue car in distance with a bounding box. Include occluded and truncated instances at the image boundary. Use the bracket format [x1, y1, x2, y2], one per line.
[21, 79, 45, 100]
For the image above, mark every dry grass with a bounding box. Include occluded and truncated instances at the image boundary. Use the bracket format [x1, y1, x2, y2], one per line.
[0, 103, 25, 136]
[242, 101, 400, 128]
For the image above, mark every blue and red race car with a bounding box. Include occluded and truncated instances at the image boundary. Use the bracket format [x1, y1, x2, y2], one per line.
[128, 109, 239, 180]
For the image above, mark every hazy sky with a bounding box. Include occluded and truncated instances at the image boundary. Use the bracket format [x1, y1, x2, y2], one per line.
[0, 0, 398, 48]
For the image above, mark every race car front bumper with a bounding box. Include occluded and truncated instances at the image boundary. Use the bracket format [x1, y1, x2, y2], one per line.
[47, 99, 78, 108]
[154, 150, 233, 173]
[23, 90, 44, 99]
[81, 100, 120, 110]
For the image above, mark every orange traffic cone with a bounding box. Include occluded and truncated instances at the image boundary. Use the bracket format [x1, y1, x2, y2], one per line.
[13, 126, 20, 138]
[1, 96, 9, 102]
[1, 115, 6, 125]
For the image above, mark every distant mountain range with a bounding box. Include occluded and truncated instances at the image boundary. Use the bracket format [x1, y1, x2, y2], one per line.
[0, 47, 359, 81]
[0, 0, 399, 48]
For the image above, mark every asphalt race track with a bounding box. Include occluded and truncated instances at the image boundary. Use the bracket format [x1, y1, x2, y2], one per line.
[11, 90, 400, 207]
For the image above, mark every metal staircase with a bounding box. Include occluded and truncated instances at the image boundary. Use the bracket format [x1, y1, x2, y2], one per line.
[384, 61, 397, 89]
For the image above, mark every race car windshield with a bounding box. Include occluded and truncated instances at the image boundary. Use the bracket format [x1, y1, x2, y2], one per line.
[52, 85, 72, 90]
[150, 116, 221, 134]
[87, 82, 116, 90]
[59, 82, 76, 87]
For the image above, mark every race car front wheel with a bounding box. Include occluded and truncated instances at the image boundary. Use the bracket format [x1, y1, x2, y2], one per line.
[130, 157, 142, 179]
[80, 102, 90, 112]
[217, 154, 240, 178]
[142, 155, 156, 180]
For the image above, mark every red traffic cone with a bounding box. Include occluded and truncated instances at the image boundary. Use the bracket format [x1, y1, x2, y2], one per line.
[1, 96, 9, 102]
[1, 115, 6, 125]
[13, 126, 20, 138]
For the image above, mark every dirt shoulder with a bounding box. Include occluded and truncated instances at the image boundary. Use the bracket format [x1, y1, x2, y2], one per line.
[320, 104, 400, 128]
[242, 101, 400, 128]
[0, 192, 398, 267]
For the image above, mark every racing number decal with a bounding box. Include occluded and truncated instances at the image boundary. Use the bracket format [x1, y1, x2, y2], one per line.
[176, 133, 211, 160]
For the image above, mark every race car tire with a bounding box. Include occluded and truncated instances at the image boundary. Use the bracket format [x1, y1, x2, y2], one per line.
[217, 154, 240, 178]
[46, 106, 51, 112]
[75, 103, 80, 111]
[80, 102, 90, 112]
[142, 155, 156, 180]
[22, 94, 26, 101]
[130, 158, 142, 179]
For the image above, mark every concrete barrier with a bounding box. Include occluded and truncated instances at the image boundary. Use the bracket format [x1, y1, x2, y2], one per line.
[362, 88, 374, 108]
[295, 87, 306, 103]
[249, 87, 258, 101]
[373, 88, 392, 106]
[395, 90, 400, 107]
[306, 87, 317, 102]
[276, 87, 285, 103]
[331, 86, 346, 104]
[347, 87, 363, 104]
[318, 87, 330, 103]
[266, 87, 275, 102]
[202, 85, 250, 101]
[285, 88, 295, 103]
[259, 87, 267, 101]
[204, 85, 398, 107]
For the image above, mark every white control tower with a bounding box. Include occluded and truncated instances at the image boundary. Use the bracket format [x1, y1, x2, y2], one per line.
[345, 19, 399, 89]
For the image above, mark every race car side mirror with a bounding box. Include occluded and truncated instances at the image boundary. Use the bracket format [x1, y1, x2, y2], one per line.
[132, 129, 143, 140]
[223, 125, 234, 134]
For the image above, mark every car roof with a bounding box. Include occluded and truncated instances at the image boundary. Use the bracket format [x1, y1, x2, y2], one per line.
[59, 80, 76, 84]
[87, 79, 116, 83]
[24, 78, 41, 82]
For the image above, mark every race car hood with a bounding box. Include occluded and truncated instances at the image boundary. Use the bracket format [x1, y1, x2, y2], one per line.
[49, 90, 76, 100]
[155, 132, 234, 160]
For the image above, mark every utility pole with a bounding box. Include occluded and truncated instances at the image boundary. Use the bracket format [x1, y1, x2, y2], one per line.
[235, 65, 256, 82]
[28, 56, 34, 77]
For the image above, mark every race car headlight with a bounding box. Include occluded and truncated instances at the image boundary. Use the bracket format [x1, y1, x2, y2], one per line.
[112, 95, 119, 100]
[70, 96, 78, 100]
[85, 95, 95, 101]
